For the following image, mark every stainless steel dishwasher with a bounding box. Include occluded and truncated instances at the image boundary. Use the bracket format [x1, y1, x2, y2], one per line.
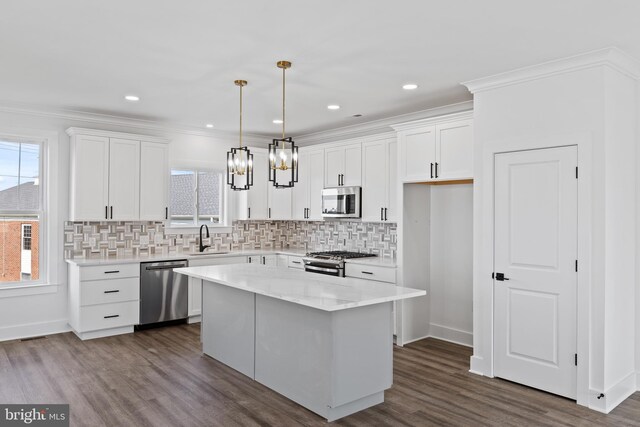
[139, 260, 189, 325]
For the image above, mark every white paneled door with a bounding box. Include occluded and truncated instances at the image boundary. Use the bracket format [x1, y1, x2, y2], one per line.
[493, 145, 577, 399]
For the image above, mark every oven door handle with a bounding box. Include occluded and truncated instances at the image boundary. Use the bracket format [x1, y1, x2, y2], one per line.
[304, 265, 342, 274]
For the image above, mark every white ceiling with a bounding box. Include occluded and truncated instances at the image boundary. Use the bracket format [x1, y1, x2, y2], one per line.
[1, 0, 640, 137]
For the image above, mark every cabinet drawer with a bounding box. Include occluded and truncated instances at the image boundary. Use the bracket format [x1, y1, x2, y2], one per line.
[288, 256, 304, 269]
[80, 277, 139, 306]
[80, 263, 139, 281]
[79, 301, 139, 332]
[345, 264, 396, 284]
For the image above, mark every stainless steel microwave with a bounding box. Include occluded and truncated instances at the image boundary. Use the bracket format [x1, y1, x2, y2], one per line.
[321, 186, 361, 218]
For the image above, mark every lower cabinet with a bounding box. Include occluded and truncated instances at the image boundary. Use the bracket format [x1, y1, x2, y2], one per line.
[68, 262, 140, 340]
[247, 255, 278, 265]
[287, 255, 305, 269]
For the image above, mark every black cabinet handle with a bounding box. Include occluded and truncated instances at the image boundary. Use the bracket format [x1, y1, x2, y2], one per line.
[248, 257, 252, 263]
[104, 270, 120, 274]
[110, 206, 113, 219]
[104, 315, 120, 319]
[384, 208, 388, 221]
[435, 162, 439, 178]
[380, 207, 384, 221]
[262, 256, 265, 264]
[104, 290, 120, 294]
[248, 207, 251, 219]
[292, 261, 301, 264]
[105, 206, 108, 219]
[430, 163, 434, 179]
[165, 207, 168, 220]
[268, 208, 271, 218]
[361, 271, 374, 275]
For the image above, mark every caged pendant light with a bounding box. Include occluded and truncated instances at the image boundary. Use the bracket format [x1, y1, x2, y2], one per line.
[268, 60, 298, 188]
[227, 79, 253, 191]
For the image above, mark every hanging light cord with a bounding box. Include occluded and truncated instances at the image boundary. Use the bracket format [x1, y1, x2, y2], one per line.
[282, 64, 286, 142]
[239, 83, 243, 148]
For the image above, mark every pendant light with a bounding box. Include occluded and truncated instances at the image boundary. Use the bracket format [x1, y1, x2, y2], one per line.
[227, 79, 253, 191]
[268, 60, 298, 188]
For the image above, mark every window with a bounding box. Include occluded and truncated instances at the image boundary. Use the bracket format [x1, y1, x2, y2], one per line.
[169, 169, 224, 227]
[0, 140, 42, 284]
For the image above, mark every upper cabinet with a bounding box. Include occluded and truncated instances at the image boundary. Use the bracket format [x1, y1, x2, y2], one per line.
[395, 112, 473, 183]
[238, 150, 269, 220]
[361, 137, 397, 222]
[292, 148, 324, 220]
[324, 142, 362, 187]
[67, 128, 169, 221]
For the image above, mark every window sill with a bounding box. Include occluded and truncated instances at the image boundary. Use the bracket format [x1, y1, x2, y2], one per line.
[0, 283, 59, 299]
[164, 225, 232, 235]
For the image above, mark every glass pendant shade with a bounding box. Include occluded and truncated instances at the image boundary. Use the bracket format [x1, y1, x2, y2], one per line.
[268, 137, 298, 188]
[226, 79, 253, 191]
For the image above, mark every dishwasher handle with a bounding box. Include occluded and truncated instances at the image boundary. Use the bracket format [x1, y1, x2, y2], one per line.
[144, 264, 187, 271]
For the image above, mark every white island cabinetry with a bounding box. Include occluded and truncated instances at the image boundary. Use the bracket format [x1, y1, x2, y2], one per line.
[175, 264, 424, 422]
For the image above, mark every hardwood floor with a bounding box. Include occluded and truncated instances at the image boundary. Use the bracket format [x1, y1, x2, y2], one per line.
[1, 324, 639, 426]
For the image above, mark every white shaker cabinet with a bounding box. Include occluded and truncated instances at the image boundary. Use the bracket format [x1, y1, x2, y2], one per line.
[324, 142, 362, 187]
[395, 113, 473, 183]
[291, 148, 325, 220]
[268, 185, 292, 220]
[140, 141, 169, 221]
[239, 150, 269, 220]
[67, 128, 169, 221]
[361, 137, 397, 222]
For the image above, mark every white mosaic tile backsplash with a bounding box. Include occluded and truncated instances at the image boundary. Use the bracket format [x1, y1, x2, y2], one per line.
[64, 220, 397, 260]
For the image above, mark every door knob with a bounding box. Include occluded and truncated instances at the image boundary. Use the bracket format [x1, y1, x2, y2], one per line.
[493, 272, 510, 281]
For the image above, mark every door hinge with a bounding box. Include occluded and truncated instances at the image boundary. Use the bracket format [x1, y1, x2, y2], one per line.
[575, 260, 578, 272]
[576, 166, 578, 179]
[575, 353, 578, 366]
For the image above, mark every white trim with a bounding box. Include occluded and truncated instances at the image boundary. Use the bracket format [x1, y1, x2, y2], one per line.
[72, 326, 134, 341]
[390, 110, 474, 132]
[428, 323, 473, 347]
[463, 47, 640, 94]
[296, 101, 473, 146]
[0, 318, 70, 342]
[66, 127, 170, 143]
[187, 315, 202, 324]
[588, 371, 637, 414]
[0, 283, 59, 298]
[469, 356, 486, 376]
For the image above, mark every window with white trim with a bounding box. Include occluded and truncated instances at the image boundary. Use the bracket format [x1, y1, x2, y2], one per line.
[0, 139, 43, 284]
[169, 169, 224, 227]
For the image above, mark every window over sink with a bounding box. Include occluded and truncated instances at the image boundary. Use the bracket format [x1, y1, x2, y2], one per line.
[169, 168, 225, 227]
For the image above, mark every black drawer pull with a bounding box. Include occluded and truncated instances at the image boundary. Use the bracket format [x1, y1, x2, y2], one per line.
[291, 261, 301, 264]
[104, 270, 120, 274]
[104, 290, 120, 294]
[361, 271, 374, 275]
[104, 315, 120, 319]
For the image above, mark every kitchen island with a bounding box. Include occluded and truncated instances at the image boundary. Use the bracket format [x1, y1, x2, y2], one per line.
[174, 264, 425, 422]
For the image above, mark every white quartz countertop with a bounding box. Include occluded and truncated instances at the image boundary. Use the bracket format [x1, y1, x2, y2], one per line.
[65, 249, 397, 267]
[174, 264, 422, 312]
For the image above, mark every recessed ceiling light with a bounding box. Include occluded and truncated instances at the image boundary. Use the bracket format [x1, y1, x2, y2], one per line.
[273, 119, 283, 124]
[124, 95, 140, 101]
[402, 84, 418, 90]
[327, 105, 340, 110]
[206, 124, 214, 128]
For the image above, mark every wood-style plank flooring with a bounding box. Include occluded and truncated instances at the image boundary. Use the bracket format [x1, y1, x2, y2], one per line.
[1, 323, 639, 426]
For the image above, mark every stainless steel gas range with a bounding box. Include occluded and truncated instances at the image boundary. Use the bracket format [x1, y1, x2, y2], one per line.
[302, 251, 377, 277]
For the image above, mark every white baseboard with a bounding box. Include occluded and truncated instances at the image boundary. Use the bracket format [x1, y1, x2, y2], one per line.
[588, 371, 637, 413]
[0, 319, 71, 342]
[187, 315, 201, 324]
[428, 323, 473, 347]
[469, 355, 486, 376]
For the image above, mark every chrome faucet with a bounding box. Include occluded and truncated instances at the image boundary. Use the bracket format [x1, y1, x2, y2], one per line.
[199, 224, 210, 253]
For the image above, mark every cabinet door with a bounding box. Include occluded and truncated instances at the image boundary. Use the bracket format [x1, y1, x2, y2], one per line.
[188, 277, 202, 317]
[324, 147, 345, 187]
[435, 120, 473, 180]
[387, 139, 398, 222]
[71, 135, 110, 220]
[399, 126, 436, 182]
[247, 151, 269, 219]
[139, 142, 168, 221]
[268, 185, 292, 220]
[361, 140, 388, 222]
[307, 149, 325, 220]
[343, 143, 362, 186]
[291, 152, 309, 220]
[262, 255, 278, 266]
[108, 138, 140, 220]
[247, 255, 260, 264]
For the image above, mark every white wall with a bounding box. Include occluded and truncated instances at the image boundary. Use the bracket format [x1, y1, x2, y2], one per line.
[0, 109, 241, 341]
[466, 50, 638, 412]
[429, 183, 473, 346]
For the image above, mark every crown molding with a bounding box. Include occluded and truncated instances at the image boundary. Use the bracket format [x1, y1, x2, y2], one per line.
[66, 127, 170, 143]
[390, 110, 473, 132]
[0, 101, 270, 145]
[463, 47, 640, 94]
[296, 101, 473, 145]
